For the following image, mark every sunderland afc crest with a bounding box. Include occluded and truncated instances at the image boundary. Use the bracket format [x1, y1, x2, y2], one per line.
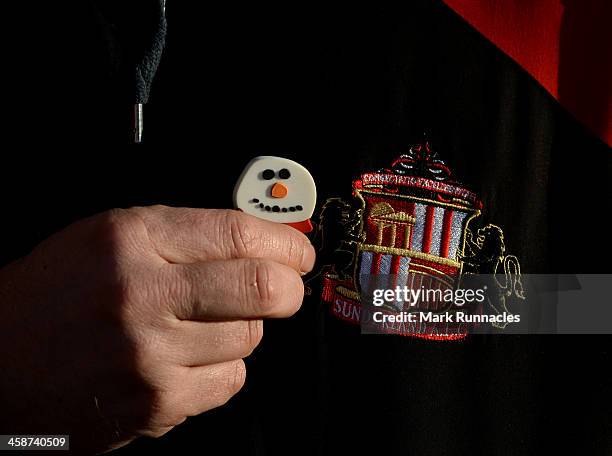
[315, 143, 524, 340]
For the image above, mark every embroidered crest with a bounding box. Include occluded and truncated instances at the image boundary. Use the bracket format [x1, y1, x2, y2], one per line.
[314, 143, 524, 340]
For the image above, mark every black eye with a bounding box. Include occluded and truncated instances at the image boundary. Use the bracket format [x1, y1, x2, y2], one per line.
[278, 168, 291, 179]
[262, 169, 275, 180]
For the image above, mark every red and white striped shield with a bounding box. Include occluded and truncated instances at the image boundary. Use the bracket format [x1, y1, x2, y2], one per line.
[321, 145, 486, 339]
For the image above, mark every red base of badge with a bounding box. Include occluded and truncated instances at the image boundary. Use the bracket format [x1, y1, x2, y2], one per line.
[285, 219, 313, 233]
[322, 274, 468, 341]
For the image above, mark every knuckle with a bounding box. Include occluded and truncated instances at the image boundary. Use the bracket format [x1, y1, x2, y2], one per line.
[157, 264, 194, 317]
[244, 260, 278, 315]
[146, 204, 171, 213]
[227, 360, 247, 396]
[223, 210, 252, 257]
[203, 361, 247, 410]
[129, 326, 168, 372]
[110, 277, 141, 316]
[286, 234, 307, 269]
[110, 265, 169, 325]
[242, 320, 263, 356]
[93, 208, 148, 254]
[94, 209, 130, 246]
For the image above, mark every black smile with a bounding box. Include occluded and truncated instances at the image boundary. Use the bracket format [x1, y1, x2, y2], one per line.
[250, 198, 303, 213]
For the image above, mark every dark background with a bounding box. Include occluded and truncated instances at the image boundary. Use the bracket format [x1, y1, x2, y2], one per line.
[4, 1, 612, 454]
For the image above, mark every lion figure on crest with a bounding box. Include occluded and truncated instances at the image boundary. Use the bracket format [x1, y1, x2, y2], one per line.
[461, 224, 525, 328]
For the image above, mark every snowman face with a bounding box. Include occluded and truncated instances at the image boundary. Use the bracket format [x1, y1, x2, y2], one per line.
[233, 156, 317, 224]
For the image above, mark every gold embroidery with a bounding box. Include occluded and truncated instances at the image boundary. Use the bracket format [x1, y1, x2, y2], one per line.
[408, 262, 455, 282]
[360, 189, 477, 211]
[336, 285, 361, 301]
[460, 223, 525, 328]
[359, 244, 462, 268]
[370, 202, 416, 249]
[404, 269, 455, 289]
[317, 149, 525, 339]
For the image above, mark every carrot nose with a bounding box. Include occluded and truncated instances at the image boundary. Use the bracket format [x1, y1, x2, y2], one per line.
[271, 182, 288, 198]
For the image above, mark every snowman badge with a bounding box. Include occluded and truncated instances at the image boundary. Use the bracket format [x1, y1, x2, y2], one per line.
[233, 156, 317, 233]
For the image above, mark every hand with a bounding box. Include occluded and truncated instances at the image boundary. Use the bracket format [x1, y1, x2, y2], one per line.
[0, 206, 315, 453]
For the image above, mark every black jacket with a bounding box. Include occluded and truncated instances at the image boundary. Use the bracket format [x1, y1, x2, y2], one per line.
[5, 1, 612, 454]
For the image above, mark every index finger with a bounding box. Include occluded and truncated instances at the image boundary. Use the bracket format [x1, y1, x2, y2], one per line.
[132, 206, 316, 273]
